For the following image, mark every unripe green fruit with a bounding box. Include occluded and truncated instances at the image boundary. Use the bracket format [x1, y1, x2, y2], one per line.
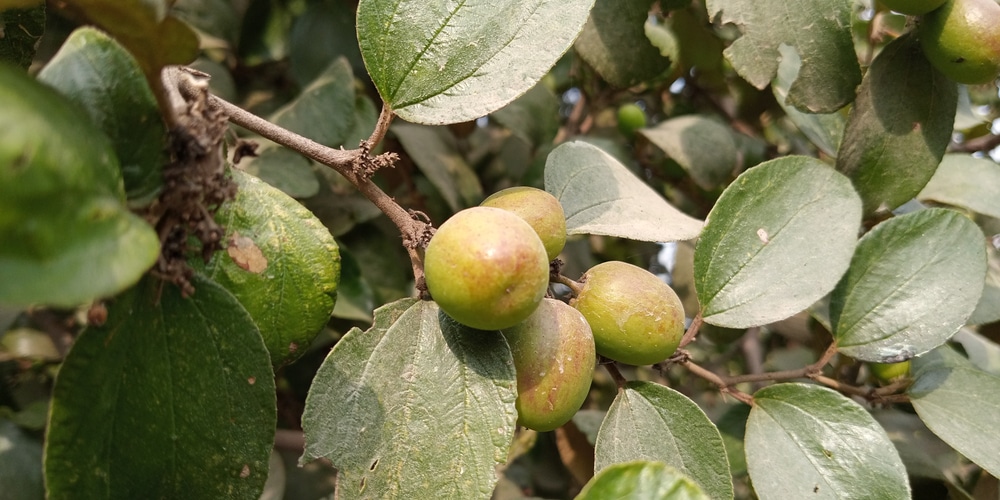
[919, 0, 1000, 84]
[879, 0, 948, 15]
[617, 103, 647, 138]
[481, 187, 567, 261]
[570, 261, 685, 366]
[503, 298, 596, 432]
[870, 360, 911, 383]
[424, 206, 550, 330]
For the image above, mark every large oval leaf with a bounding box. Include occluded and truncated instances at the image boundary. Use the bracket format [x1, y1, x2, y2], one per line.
[772, 44, 844, 157]
[198, 169, 340, 367]
[573, 0, 672, 88]
[0, 64, 159, 307]
[745, 383, 910, 499]
[835, 33, 957, 216]
[38, 27, 166, 205]
[45, 275, 276, 498]
[577, 461, 709, 500]
[594, 381, 732, 500]
[909, 346, 1000, 478]
[694, 156, 862, 328]
[301, 299, 517, 499]
[357, 0, 595, 124]
[918, 154, 1000, 220]
[830, 208, 987, 363]
[544, 141, 703, 242]
[639, 115, 738, 190]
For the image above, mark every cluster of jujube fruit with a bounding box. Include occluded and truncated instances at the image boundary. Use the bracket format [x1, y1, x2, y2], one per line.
[882, 0, 1000, 84]
[424, 187, 686, 431]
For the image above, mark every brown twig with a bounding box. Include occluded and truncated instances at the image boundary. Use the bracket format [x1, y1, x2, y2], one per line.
[681, 360, 754, 405]
[949, 132, 1000, 154]
[678, 313, 703, 349]
[603, 361, 629, 392]
[554, 274, 584, 296]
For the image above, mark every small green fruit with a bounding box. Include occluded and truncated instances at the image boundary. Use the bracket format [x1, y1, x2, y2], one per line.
[617, 103, 647, 138]
[503, 298, 596, 432]
[481, 187, 567, 261]
[879, 0, 948, 15]
[919, 0, 1000, 84]
[870, 360, 911, 383]
[424, 206, 550, 330]
[570, 261, 685, 366]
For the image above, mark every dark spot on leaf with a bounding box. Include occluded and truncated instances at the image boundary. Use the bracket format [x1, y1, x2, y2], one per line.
[370, 459, 379, 471]
[288, 342, 299, 353]
[822, 449, 833, 458]
[359, 476, 366, 491]
[814, 485, 819, 493]
[954, 57, 965, 63]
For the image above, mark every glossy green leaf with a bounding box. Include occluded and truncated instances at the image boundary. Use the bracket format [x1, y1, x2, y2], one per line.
[357, 0, 595, 124]
[45, 275, 276, 498]
[909, 346, 1000, 478]
[830, 208, 986, 363]
[640, 115, 738, 190]
[199, 169, 340, 367]
[544, 141, 703, 242]
[745, 383, 910, 499]
[38, 27, 166, 205]
[243, 147, 320, 199]
[0, 4, 45, 69]
[694, 156, 862, 328]
[0, 419, 44, 500]
[835, 34, 957, 215]
[574, 0, 671, 87]
[705, 0, 860, 113]
[392, 123, 483, 211]
[594, 381, 732, 500]
[0, 64, 159, 307]
[301, 299, 517, 499]
[576, 461, 709, 500]
[773, 44, 844, 157]
[918, 154, 1000, 220]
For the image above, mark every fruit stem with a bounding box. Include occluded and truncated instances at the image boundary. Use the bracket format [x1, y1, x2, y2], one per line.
[553, 274, 584, 296]
[602, 361, 628, 392]
[678, 313, 703, 349]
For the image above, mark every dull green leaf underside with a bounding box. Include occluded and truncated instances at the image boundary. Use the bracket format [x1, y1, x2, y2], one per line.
[198, 169, 340, 367]
[594, 382, 732, 500]
[45, 275, 276, 499]
[694, 156, 861, 328]
[640, 115, 738, 190]
[301, 299, 517, 499]
[0, 64, 158, 308]
[918, 154, 1000, 220]
[909, 346, 1000, 478]
[545, 141, 703, 242]
[577, 461, 709, 500]
[392, 123, 483, 211]
[357, 0, 595, 124]
[574, 0, 672, 88]
[705, 0, 860, 113]
[773, 44, 844, 157]
[835, 33, 957, 216]
[830, 208, 986, 363]
[745, 383, 910, 499]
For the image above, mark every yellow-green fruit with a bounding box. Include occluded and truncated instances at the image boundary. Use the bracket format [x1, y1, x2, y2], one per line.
[879, 0, 948, 15]
[617, 103, 647, 138]
[570, 261, 685, 366]
[870, 360, 912, 383]
[503, 298, 596, 432]
[424, 206, 550, 330]
[919, 0, 1000, 84]
[481, 187, 567, 261]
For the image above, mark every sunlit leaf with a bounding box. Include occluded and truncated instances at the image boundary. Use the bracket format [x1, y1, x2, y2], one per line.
[640, 115, 738, 190]
[918, 154, 1000, 220]
[577, 461, 709, 500]
[773, 44, 844, 157]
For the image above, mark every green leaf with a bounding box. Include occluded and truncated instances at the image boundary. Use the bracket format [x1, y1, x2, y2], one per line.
[968, 244, 1000, 325]
[715, 404, 750, 477]
[705, 0, 860, 113]
[0, 4, 45, 69]
[952, 328, 1000, 375]
[243, 147, 321, 199]
[574, 0, 671, 88]
[392, 123, 483, 211]
[830, 208, 987, 363]
[594, 381, 732, 500]
[694, 156, 862, 328]
[639, 115, 738, 190]
[872, 409, 964, 481]
[171, 0, 241, 46]
[491, 83, 561, 147]
[270, 57, 356, 148]
[0, 419, 44, 500]
[288, 0, 365, 85]
[0, 64, 159, 307]
[357, 0, 595, 124]
[45, 275, 276, 498]
[909, 346, 1000, 478]
[199, 169, 340, 367]
[918, 154, 1000, 220]
[329, 247, 375, 322]
[301, 299, 517, 498]
[576, 461, 709, 500]
[544, 141, 703, 242]
[745, 383, 910, 499]
[37, 27, 166, 205]
[772, 44, 844, 157]
[835, 34, 957, 215]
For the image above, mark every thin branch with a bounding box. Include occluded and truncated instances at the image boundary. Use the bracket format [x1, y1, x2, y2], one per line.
[682, 360, 754, 405]
[678, 313, 702, 349]
[367, 105, 394, 149]
[949, 132, 1000, 154]
[603, 361, 629, 392]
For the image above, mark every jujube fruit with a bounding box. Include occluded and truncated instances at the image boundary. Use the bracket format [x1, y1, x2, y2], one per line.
[503, 298, 596, 432]
[424, 206, 550, 330]
[879, 0, 948, 15]
[570, 261, 685, 366]
[481, 186, 567, 261]
[870, 360, 911, 383]
[617, 103, 647, 138]
[919, 0, 1000, 84]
